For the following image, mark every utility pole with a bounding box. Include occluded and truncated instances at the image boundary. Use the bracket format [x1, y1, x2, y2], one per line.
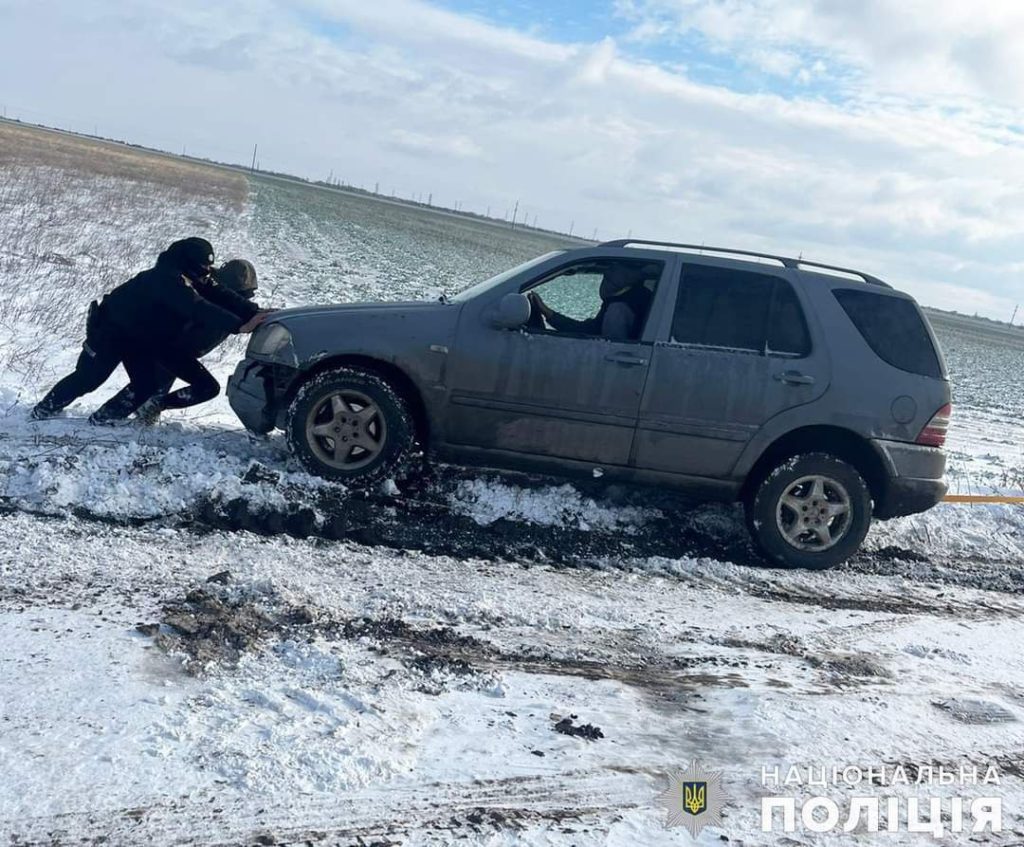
[1012, 304, 1019, 326]
[374, 181, 379, 195]
[511, 199, 519, 229]
[486, 205, 491, 218]
[250, 143, 258, 173]
[569, 220, 574, 237]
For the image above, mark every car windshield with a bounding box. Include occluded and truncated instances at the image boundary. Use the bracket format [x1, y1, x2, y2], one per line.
[448, 251, 563, 303]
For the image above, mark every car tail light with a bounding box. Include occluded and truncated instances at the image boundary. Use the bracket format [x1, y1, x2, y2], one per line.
[917, 403, 951, 447]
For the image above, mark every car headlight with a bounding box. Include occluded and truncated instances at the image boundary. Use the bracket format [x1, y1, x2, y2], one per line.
[248, 323, 297, 364]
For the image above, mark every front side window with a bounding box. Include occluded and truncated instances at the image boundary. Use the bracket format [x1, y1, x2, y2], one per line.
[671, 264, 810, 356]
[522, 258, 663, 342]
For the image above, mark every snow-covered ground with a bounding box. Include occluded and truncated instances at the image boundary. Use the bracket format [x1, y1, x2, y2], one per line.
[3, 512, 1024, 845]
[2, 136, 1024, 845]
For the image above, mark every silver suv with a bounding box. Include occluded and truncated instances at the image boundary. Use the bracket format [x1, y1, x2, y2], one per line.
[228, 240, 950, 568]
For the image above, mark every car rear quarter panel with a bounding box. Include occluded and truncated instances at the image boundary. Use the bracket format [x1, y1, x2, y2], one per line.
[733, 273, 950, 479]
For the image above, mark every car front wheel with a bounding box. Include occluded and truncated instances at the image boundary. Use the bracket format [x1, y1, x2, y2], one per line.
[745, 452, 872, 569]
[286, 367, 414, 485]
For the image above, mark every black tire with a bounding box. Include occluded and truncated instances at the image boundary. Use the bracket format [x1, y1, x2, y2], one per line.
[744, 452, 872, 569]
[286, 367, 415, 485]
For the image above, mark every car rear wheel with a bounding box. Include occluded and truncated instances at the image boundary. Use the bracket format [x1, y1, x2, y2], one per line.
[745, 452, 872, 569]
[287, 367, 414, 485]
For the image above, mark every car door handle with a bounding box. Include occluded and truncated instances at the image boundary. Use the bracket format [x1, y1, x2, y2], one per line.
[605, 352, 648, 367]
[774, 370, 815, 386]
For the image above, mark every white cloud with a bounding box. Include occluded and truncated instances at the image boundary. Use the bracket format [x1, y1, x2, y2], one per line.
[617, 0, 1024, 105]
[0, 0, 1021, 318]
[388, 129, 484, 159]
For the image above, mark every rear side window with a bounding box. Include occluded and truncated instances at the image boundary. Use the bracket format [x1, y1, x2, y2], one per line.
[672, 265, 810, 356]
[768, 281, 811, 356]
[833, 289, 942, 378]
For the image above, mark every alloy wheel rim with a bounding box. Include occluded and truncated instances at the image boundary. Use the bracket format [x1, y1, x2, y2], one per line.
[306, 390, 387, 471]
[775, 474, 852, 552]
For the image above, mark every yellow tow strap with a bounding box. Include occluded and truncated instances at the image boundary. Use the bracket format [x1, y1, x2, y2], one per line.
[943, 494, 1024, 504]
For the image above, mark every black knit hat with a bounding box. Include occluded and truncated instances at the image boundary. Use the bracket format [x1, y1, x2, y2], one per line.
[217, 259, 258, 295]
[159, 237, 215, 278]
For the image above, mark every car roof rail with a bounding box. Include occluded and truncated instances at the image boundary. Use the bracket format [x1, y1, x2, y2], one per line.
[599, 239, 891, 288]
[792, 259, 891, 288]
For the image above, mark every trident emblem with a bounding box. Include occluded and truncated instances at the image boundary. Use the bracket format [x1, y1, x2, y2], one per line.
[683, 781, 707, 815]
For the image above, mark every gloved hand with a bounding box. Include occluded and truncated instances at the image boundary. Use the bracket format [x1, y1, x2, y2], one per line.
[238, 310, 274, 334]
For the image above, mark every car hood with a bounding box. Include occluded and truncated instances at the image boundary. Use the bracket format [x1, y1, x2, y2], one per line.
[270, 300, 452, 322]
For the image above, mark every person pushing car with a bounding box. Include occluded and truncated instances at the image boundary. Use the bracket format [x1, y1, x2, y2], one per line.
[31, 238, 269, 423]
[100, 258, 262, 425]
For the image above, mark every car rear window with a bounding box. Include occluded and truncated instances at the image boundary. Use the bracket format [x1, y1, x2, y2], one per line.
[833, 289, 942, 378]
[672, 265, 810, 356]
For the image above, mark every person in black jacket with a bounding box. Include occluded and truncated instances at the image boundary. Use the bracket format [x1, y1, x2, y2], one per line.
[31, 238, 267, 422]
[104, 259, 261, 425]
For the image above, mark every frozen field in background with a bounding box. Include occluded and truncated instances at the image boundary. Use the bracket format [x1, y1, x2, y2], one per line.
[2, 128, 1024, 845]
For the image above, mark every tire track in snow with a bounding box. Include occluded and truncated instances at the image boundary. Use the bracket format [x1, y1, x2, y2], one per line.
[1, 770, 642, 846]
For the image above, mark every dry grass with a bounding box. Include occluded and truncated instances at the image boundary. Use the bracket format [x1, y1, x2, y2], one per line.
[0, 120, 247, 210]
[0, 122, 251, 389]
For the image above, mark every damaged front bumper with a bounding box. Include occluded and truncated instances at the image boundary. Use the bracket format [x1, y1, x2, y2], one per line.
[227, 359, 294, 434]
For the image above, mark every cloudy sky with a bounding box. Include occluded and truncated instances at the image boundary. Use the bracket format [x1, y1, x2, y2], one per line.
[1, 0, 1022, 318]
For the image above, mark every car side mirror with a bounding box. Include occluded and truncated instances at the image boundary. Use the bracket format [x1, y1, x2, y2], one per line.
[491, 292, 531, 329]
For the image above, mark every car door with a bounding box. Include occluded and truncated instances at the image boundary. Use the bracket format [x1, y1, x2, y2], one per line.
[443, 254, 673, 466]
[633, 259, 829, 479]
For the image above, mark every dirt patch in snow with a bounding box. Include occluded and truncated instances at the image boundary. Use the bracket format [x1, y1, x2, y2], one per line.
[932, 698, 1018, 725]
[192, 468, 760, 569]
[714, 634, 891, 683]
[552, 715, 605, 741]
[716, 632, 807, 656]
[148, 574, 758, 708]
[808, 653, 892, 681]
[144, 575, 490, 680]
[142, 577, 326, 673]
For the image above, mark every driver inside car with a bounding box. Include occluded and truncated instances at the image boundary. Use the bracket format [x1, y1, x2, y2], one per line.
[528, 264, 653, 341]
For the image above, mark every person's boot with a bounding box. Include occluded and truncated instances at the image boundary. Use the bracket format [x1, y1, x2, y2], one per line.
[88, 391, 137, 427]
[29, 402, 63, 421]
[88, 410, 133, 427]
[134, 397, 164, 426]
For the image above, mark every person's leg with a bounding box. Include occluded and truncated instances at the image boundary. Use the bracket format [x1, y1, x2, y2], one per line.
[155, 352, 219, 410]
[88, 349, 162, 424]
[32, 340, 120, 419]
[90, 349, 217, 423]
[133, 370, 175, 425]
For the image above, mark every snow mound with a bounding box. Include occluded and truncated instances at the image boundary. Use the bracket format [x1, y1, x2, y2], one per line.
[447, 478, 660, 533]
[0, 415, 327, 520]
